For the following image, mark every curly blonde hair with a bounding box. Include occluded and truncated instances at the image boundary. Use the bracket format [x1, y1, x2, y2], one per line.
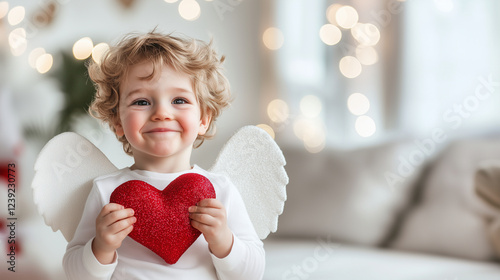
[88, 31, 231, 155]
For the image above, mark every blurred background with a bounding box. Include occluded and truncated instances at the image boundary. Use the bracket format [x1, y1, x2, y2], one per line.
[1, 0, 500, 279]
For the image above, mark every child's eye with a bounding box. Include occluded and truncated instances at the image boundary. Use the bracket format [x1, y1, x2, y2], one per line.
[172, 98, 188, 105]
[132, 99, 150, 106]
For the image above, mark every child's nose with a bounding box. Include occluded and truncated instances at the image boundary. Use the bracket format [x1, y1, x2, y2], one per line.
[151, 103, 173, 121]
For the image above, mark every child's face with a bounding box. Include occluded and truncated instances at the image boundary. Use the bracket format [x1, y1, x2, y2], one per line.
[115, 61, 210, 167]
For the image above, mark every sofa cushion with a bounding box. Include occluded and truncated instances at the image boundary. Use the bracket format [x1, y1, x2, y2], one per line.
[390, 139, 500, 260]
[275, 141, 422, 246]
[263, 239, 500, 280]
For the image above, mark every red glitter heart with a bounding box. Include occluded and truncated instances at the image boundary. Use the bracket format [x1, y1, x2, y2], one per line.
[110, 173, 216, 264]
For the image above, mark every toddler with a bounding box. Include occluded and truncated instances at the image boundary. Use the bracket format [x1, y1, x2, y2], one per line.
[63, 31, 265, 280]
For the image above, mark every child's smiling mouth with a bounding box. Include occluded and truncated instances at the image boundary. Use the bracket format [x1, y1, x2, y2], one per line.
[144, 127, 179, 133]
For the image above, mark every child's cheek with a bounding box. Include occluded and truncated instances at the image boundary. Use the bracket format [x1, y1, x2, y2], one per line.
[121, 112, 144, 139]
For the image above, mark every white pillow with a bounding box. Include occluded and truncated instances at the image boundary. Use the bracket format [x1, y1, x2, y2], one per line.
[275, 141, 422, 246]
[390, 139, 500, 260]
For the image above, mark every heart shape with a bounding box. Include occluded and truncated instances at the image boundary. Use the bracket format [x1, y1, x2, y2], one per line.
[110, 173, 216, 264]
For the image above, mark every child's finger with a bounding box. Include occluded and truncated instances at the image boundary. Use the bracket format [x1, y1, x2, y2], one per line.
[102, 208, 135, 226]
[97, 203, 127, 223]
[189, 212, 217, 226]
[190, 219, 218, 236]
[188, 205, 220, 216]
[115, 223, 134, 240]
[109, 215, 137, 234]
[195, 199, 223, 209]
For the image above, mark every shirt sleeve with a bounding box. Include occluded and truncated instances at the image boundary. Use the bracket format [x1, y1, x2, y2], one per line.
[63, 182, 118, 280]
[211, 176, 266, 280]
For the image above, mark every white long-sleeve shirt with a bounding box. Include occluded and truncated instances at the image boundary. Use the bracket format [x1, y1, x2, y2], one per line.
[63, 165, 265, 280]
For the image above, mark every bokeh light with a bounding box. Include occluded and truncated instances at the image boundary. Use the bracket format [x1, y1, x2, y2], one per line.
[29, 48, 46, 69]
[335, 5, 358, 29]
[8, 28, 27, 56]
[347, 93, 370, 115]
[178, 0, 201, 21]
[304, 135, 326, 153]
[355, 115, 376, 137]
[73, 37, 93, 60]
[256, 124, 275, 139]
[339, 56, 362, 78]
[293, 117, 309, 141]
[326, 4, 342, 25]
[300, 95, 322, 118]
[7, 5, 24, 26]
[355, 45, 378, 65]
[164, 0, 179, 3]
[267, 99, 289, 123]
[92, 42, 110, 64]
[294, 117, 326, 153]
[351, 23, 380, 46]
[263, 27, 284, 50]
[319, 24, 342, 46]
[36, 53, 53, 74]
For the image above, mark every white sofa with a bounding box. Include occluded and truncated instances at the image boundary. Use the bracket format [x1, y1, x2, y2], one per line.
[264, 136, 500, 279]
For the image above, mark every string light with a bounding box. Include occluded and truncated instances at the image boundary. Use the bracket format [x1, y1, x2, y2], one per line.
[319, 24, 341, 46]
[326, 4, 342, 25]
[355, 116, 376, 137]
[347, 93, 370, 115]
[263, 27, 284, 50]
[92, 42, 109, 64]
[73, 37, 93, 60]
[178, 0, 200, 21]
[304, 133, 326, 153]
[335, 5, 358, 29]
[300, 95, 322, 118]
[36, 53, 53, 74]
[351, 23, 380, 46]
[339, 56, 362, 78]
[7, 6, 24, 26]
[355, 45, 378, 65]
[256, 124, 275, 139]
[293, 116, 326, 153]
[8, 28, 27, 56]
[267, 99, 289, 123]
[29, 48, 46, 69]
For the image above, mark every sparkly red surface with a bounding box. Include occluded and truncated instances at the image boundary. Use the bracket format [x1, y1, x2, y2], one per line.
[110, 173, 216, 264]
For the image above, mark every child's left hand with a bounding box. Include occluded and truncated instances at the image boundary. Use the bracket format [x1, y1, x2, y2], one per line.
[189, 199, 233, 258]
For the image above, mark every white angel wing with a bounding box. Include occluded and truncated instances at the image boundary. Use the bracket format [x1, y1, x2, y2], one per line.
[209, 126, 288, 239]
[32, 132, 118, 242]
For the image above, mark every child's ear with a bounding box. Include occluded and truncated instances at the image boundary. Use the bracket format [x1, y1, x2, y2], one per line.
[114, 121, 125, 137]
[198, 113, 211, 136]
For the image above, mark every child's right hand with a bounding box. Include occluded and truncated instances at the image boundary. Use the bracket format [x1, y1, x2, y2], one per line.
[92, 203, 136, 264]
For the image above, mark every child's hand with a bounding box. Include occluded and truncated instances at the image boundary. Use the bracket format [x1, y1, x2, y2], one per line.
[189, 199, 233, 258]
[92, 203, 136, 264]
